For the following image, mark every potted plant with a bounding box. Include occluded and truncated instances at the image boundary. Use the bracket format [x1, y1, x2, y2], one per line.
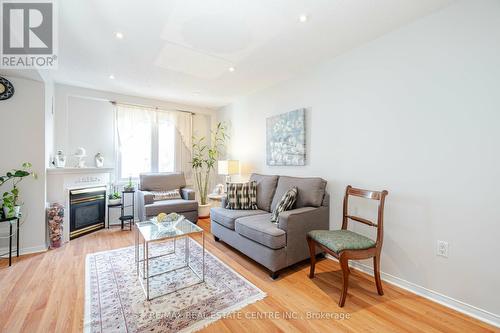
[191, 122, 228, 217]
[124, 176, 135, 192]
[0, 162, 37, 219]
[108, 184, 122, 205]
[108, 192, 122, 205]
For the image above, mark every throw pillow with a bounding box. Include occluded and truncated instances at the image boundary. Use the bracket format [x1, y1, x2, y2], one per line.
[238, 181, 258, 210]
[270, 187, 298, 223]
[225, 182, 258, 210]
[248, 181, 258, 210]
[225, 183, 240, 209]
[150, 189, 182, 201]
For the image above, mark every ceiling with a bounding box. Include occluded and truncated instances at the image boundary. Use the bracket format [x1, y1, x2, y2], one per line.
[51, 0, 453, 108]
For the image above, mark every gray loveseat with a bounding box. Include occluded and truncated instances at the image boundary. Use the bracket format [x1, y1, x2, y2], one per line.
[137, 172, 198, 223]
[210, 173, 329, 279]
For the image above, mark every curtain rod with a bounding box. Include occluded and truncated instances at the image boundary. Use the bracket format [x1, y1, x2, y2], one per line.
[110, 101, 195, 115]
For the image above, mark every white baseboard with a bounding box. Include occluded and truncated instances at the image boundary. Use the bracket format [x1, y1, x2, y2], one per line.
[0, 244, 48, 257]
[324, 254, 499, 328]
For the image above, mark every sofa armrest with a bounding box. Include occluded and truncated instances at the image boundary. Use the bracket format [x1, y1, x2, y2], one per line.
[278, 206, 330, 264]
[138, 190, 154, 205]
[181, 188, 196, 200]
[220, 196, 227, 208]
[278, 207, 328, 232]
[137, 190, 154, 221]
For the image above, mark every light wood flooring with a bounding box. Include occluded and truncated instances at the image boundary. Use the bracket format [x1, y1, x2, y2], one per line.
[0, 218, 497, 332]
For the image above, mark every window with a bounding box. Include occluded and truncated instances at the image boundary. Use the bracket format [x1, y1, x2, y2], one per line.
[116, 105, 181, 179]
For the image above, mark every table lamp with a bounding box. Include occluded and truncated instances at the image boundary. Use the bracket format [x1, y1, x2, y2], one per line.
[217, 160, 239, 193]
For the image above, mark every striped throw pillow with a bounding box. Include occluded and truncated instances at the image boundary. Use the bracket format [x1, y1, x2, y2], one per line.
[225, 182, 258, 210]
[270, 187, 298, 223]
[238, 181, 258, 210]
[225, 183, 240, 209]
[151, 189, 182, 201]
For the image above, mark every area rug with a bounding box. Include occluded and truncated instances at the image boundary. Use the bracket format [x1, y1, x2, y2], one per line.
[84, 238, 266, 333]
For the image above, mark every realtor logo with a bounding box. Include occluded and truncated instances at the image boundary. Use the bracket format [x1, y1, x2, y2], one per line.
[1, 0, 57, 68]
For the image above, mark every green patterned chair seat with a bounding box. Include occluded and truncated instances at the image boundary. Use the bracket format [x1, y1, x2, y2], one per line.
[308, 229, 376, 253]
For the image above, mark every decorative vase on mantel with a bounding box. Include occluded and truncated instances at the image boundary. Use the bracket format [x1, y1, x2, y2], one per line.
[47, 203, 64, 249]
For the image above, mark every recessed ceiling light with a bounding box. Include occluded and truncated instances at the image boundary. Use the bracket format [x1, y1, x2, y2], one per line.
[109, 74, 115, 80]
[228, 67, 235, 72]
[299, 14, 308, 22]
[115, 32, 124, 39]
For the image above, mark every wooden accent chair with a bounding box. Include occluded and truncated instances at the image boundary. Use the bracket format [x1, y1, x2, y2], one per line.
[307, 185, 389, 307]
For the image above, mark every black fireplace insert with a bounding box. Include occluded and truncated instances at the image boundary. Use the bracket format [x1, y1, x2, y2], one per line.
[70, 187, 106, 239]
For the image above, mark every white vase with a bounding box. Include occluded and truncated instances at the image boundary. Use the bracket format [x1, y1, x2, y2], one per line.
[198, 203, 211, 218]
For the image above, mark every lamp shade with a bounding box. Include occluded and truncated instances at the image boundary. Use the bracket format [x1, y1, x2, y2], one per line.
[218, 160, 239, 175]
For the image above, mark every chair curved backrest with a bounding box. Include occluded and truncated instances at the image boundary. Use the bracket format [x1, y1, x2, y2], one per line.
[341, 185, 389, 248]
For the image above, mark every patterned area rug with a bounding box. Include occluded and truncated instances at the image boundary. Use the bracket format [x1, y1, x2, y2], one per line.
[84, 238, 266, 333]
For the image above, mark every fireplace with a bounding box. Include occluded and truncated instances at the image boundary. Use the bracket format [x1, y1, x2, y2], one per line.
[69, 186, 106, 239]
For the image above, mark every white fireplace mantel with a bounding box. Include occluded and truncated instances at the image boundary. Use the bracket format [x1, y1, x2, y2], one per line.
[46, 167, 114, 243]
[46, 167, 114, 175]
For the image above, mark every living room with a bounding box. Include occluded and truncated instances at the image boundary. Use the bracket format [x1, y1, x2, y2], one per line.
[0, 0, 499, 332]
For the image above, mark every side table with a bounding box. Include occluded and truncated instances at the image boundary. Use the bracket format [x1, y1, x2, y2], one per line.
[207, 193, 226, 208]
[0, 216, 20, 266]
[107, 190, 135, 230]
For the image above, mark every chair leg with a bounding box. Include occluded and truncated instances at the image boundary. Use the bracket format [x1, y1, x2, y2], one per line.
[307, 236, 316, 278]
[373, 255, 384, 296]
[339, 257, 350, 307]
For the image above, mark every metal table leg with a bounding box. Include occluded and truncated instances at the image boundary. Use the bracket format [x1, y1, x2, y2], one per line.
[202, 232, 205, 282]
[16, 218, 19, 258]
[145, 241, 149, 300]
[9, 221, 12, 266]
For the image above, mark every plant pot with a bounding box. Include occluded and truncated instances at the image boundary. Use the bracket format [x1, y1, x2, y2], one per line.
[3, 205, 20, 218]
[198, 203, 211, 218]
[108, 198, 121, 205]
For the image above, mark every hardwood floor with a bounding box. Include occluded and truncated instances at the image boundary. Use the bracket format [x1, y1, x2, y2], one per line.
[0, 218, 496, 333]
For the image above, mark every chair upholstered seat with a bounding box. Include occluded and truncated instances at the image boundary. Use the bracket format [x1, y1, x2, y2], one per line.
[307, 230, 376, 253]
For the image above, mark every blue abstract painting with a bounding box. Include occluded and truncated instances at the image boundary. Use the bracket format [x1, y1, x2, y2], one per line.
[266, 109, 306, 166]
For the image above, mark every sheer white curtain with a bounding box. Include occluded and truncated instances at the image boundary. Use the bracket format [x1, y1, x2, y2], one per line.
[115, 103, 192, 180]
[116, 104, 154, 179]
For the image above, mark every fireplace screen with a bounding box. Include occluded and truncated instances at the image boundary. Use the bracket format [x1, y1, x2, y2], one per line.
[70, 187, 106, 239]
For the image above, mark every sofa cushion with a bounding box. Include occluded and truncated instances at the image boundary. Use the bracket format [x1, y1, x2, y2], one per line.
[249, 174, 279, 212]
[271, 176, 326, 211]
[210, 207, 268, 230]
[144, 199, 197, 217]
[235, 214, 286, 249]
[140, 172, 186, 191]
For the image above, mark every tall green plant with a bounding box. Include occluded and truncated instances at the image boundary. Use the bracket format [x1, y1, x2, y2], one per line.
[1, 162, 37, 217]
[191, 122, 228, 205]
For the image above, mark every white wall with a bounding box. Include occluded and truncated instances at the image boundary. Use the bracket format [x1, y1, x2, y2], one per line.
[218, 0, 500, 324]
[0, 76, 49, 253]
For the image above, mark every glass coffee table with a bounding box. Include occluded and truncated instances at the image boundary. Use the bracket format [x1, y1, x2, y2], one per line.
[134, 217, 205, 300]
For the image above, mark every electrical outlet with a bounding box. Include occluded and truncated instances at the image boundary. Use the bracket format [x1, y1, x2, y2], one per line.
[437, 240, 449, 258]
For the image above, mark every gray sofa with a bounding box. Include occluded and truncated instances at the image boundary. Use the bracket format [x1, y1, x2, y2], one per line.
[210, 173, 329, 279]
[137, 172, 198, 223]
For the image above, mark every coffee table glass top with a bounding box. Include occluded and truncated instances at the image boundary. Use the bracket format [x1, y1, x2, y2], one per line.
[136, 217, 202, 242]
